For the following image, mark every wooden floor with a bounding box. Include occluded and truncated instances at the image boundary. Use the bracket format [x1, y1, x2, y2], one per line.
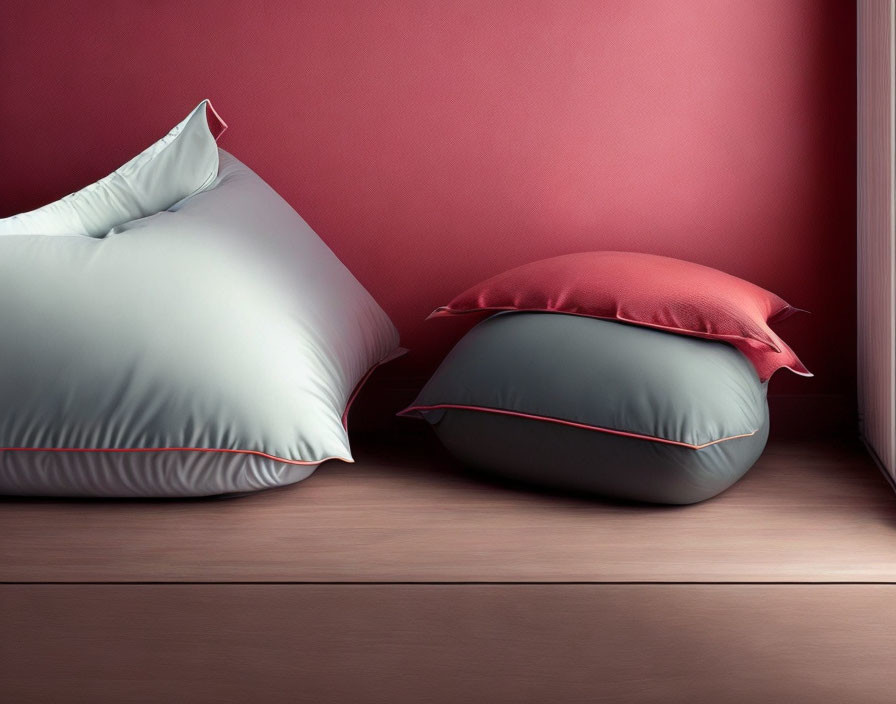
[2, 435, 894, 583]
[4, 435, 896, 703]
[4, 583, 896, 704]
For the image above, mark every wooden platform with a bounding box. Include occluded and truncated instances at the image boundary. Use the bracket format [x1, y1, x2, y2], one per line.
[3, 436, 896, 703]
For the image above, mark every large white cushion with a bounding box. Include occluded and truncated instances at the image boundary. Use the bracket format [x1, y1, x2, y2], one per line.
[0, 138, 400, 496]
[0, 100, 226, 238]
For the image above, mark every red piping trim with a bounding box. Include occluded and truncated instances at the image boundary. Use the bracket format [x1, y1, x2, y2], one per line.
[0, 445, 337, 466]
[341, 347, 408, 428]
[427, 307, 785, 353]
[204, 100, 228, 141]
[0, 347, 406, 467]
[398, 403, 758, 450]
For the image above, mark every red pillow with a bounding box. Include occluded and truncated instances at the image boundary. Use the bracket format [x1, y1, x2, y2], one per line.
[429, 252, 809, 382]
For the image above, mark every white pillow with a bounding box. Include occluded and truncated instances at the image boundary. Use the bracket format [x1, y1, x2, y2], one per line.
[0, 138, 401, 497]
[0, 100, 226, 238]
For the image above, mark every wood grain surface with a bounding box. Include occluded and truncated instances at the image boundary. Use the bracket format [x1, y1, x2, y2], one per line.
[2, 583, 895, 704]
[2, 437, 894, 583]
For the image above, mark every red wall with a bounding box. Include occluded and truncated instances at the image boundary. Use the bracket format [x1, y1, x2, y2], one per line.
[0, 1, 855, 402]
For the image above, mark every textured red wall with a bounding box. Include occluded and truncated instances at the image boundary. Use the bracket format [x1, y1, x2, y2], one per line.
[0, 1, 855, 401]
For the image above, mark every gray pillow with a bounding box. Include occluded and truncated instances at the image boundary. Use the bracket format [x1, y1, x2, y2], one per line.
[401, 313, 769, 504]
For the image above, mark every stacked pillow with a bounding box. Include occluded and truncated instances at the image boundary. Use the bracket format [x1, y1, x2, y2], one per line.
[0, 102, 400, 497]
[401, 252, 808, 504]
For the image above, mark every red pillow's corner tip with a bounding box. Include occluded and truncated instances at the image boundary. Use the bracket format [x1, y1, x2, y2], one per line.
[769, 305, 811, 324]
